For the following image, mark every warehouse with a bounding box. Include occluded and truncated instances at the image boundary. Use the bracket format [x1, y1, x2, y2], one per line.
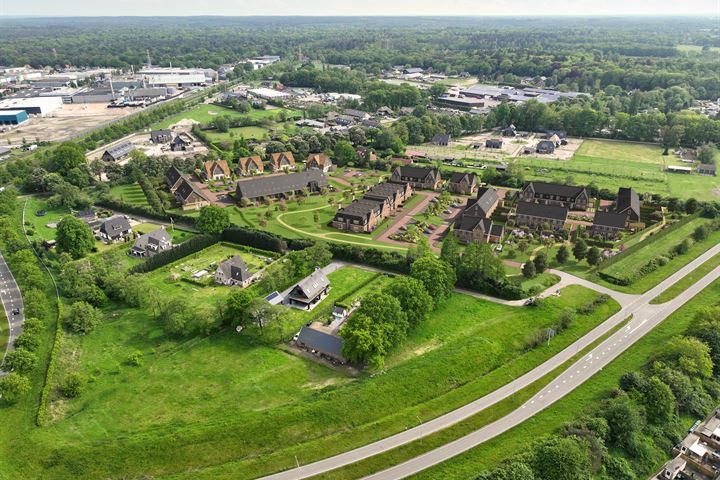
[0, 96, 63, 116]
[0, 110, 29, 126]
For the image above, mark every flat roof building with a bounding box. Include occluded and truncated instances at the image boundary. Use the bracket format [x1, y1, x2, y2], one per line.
[0, 96, 63, 116]
[0, 110, 29, 126]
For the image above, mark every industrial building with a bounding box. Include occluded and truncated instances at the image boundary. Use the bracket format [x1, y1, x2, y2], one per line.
[0, 110, 29, 126]
[0, 96, 63, 116]
[461, 84, 585, 104]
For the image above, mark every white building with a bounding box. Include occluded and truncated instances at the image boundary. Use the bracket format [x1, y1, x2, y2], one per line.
[0, 96, 63, 116]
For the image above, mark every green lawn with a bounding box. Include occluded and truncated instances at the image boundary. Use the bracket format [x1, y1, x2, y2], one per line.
[22, 195, 70, 241]
[151, 104, 300, 130]
[651, 252, 720, 304]
[411, 278, 720, 480]
[109, 183, 150, 207]
[132, 222, 195, 244]
[203, 125, 270, 142]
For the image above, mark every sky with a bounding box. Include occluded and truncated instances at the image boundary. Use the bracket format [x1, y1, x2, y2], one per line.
[0, 0, 718, 17]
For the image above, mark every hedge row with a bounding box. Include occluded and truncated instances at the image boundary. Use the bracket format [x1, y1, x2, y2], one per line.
[130, 234, 220, 274]
[95, 198, 197, 227]
[221, 228, 286, 253]
[36, 301, 62, 426]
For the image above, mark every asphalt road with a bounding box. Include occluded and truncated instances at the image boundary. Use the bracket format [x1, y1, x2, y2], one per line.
[259, 242, 720, 480]
[0, 251, 24, 375]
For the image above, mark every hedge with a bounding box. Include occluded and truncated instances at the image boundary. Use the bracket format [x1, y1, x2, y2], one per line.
[95, 198, 197, 227]
[36, 301, 62, 426]
[130, 234, 220, 274]
[221, 228, 286, 253]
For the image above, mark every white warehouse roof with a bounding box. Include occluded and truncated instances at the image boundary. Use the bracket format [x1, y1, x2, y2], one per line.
[0, 96, 63, 115]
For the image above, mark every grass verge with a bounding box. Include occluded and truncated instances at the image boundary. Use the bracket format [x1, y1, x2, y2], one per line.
[650, 252, 720, 304]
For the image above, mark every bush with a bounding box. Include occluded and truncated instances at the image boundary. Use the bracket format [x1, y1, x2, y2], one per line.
[0, 372, 31, 403]
[63, 301, 101, 335]
[59, 372, 86, 398]
[125, 351, 143, 366]
[14, 330, 40, 351]
[2, 348, 38, 373]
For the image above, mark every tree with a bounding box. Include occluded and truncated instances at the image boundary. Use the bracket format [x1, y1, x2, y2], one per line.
[697, 143, 718, 165]
[685, 197, 698, 215]
[213, 115, 231, 133]
[332, 140, 357, 167]
[642, 376, 675, 424]
[440, 234, 461, 267]
[522, 260, 536, 278]
[196, 204, 230, 234]
[410, 256, 456, 307]
[224, 288, 254, 326]
[693, 307, 720, 375]
[533, 252, 548, 273]
[59, 371, 86, 398]
[573, 239, 588, 261]
[2, 349, 37, 373]
[555, 245, 569, 265]
[603, 395, 644, 451]
[531, 435, 592, 480]
[64, 301, 101, 334]
[656, 335, 713, 379]
[50, 142, 86, 176]
[341, 313, 390, 369]
[355, 292, 408, 346]
[0, 372, 31, 403]
[56, 215, 95, 259]
[386, 276, 433, 329]
[586, 247, 601, 266]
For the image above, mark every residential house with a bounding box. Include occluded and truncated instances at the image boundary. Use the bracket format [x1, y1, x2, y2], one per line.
[165, 165, 185, 192]
[236, 155, 264, 176]
[362, 181, 413, 212]
[174, 177, 210, 210]
[501, 124, 517, 137]
[343, 109, 370, 122]
[431, 133, 451, 146]
[398, 106, 415, 116]
[202, 160, 231, 181]
[74, 209, 98, 225]
[535, 140, 556, 154]
[295, 326, 346, 363]
[331, 199, 387, 233]
[616, 187, 641, 222]
[235, 170, 327, 203]
[214, 255, 257, 287]
[521, 181, 590, 210]
[129, 228, 172, 257]
[515, 201, 568, 230]
[545, 130, 567, 140]
[306, 153, 333, 172]
[391, 166, 442, 190]
[287, 269, 331, 310]
[590, 211, 628, 239]
[268, 151, 296, 171]
[485, 138, 503, 149]
[170, 133, 193, 152]
[453, 187, 503, 243]
[102, 142, 136, 163]
[332, 306, 348, 322]
[447, 172, 478, 195]
[98, 216, 133, 243]
[150, 129, 172, 144]
[698, 164, 717, 176]
[376, 106, 394, 117]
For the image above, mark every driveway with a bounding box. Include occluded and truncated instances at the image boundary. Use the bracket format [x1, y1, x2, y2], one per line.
[374, 191, 438, 245]
[0, 251, 24, 374]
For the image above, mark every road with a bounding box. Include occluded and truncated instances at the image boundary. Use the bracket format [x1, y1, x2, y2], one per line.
[258, 242, 720, 480]
[0, 251, 24, 375]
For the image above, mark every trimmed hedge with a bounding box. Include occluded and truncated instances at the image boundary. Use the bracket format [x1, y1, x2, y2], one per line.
[36, 302, 62, 426]
[221, 228, 286, 253]
[95, 197, 197, 226]
[130, 234, 220, 274]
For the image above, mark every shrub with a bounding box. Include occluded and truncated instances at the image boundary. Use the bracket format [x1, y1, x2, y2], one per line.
[59, 372, 86, 398]
[125, 351, 143, 366]
[63, 301, 101, 335]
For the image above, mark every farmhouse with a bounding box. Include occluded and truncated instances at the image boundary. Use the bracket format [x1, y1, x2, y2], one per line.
[332, 199, 387, 233]
[431, 133, 451, 146]
[698, 164, 717, 176]
[102, 142, 136, 163]
[343, 109, 370, 121]
[535, 140, 556, 154]
[174, 177, 211, 210]
[165, 165, 185, 192]
[521, 181, 589, 210]
[214, 255, 256, 287]
[235, 170, 327, 203]
[98, 216, 133, 243]
[656, 409, 720, 480]
[485, 138, 503, 149]
[150, 129, 173, 144]
[447, 172, 478, 195]
[170, 133, 193, 152]
[236, 156, 264, 176]
[295, 326, 346, 364]
[306, 153, 333, 172]
[591, 211, 628, 239]
[616, 187, 641, 222]
[545, 130, 567, 140]
[391, 166, 442, 190]
[515, 201, 568, 230]
[287, 269, 331, 310]
[129, 228, 172, 257]
[202, 160, 231, 181]
[269, 151, 296, 171]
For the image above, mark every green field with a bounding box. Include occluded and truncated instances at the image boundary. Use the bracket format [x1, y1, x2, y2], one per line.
[411, 277, 720, 480]
[203, 125, 270, 142]
[109, 183, 150, 207]
[651, 252, 720, 304]
[22, 196, 71, 241]
[676, 44, 720, 53]
[152, 104, 300, 129]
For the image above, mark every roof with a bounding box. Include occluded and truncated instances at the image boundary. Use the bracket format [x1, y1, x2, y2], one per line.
[291, 269, 330, 300]
[363, 181, 408, 203]
[104, 141, 136, 160]
[150, 129, 172, 141]
[616, 187, 640, 217]
[216, 255, 251, 282]
[455, 215, 491, 233]
[203, 160, 231, 178]
[132, 228, 171, 251]
[486, 138, 503, 147]
[99, 216, 131, 236]
[525, 181, 587, 200]
[334, 199, 382, 222]
[236, 170, 327, 200]
[269, 151, 296, 169]
[449, 172, 477, 185]
[307, 153, 332, 168]
[296, 326, 345, 361]
[238, 155, 264, 171]
[698, 163, 716, 171]
[432, 133, 451, 144]
[343, 109, 367, 118]
[536, 140, 555, 150]
[593, 211, 627, 229]
[166, 165, 184, 185]
[473, 187, 500, 216]
[392, 166, 439, 182]
[516, 201, 569, 221]
[175, 177, 209, 202]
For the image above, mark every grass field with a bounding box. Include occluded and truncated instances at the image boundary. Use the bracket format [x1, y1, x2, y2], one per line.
[109, 183, 150, 207]
[22, 195, 70, 241]
[677, 44, 720, 53]
[203, 125, 270, 142]
[152, 104, 300, 129]
[651, 252, 720, 304]
[411, 278, 720, 480]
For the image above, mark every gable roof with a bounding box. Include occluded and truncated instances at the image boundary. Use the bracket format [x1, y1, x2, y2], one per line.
[616, 187, 640, 217]
[99, 216, 131, 237]
[269, 151, 296, 169]
[449, 172, 477, 185]
[150, 129, 172, 142]
[536, 140, 555, 151]
[472, 187, 500, 216]
[307, 153, 332, 169]
[175, 177, 209, 202]
[237, 155, 264, 173]
[524, 181, 587, 200]
[363, 181, 408, 203]
[104, 141, 135, 160]
[165, 165, 184, 186]
[486, 138, 503, 147]
[216, 255, 251, 282]
[235, 170, 327, 200]
[431, 133, 451, 144]
[392, 166, 439, 183]
[517, 201, 568, 221]
[291, 269, 330, 300]
[334, 199, 382, 223]
[296, 326, 345, 361]
[698, 163, 717, 172]
[454, 215, 491, 233]
[203, 160, 231, 178]
[593, 211, 628, 229]
[171, 133, 192, 145]
[132, 228, 171, 251]
[343, 109, 367, 119]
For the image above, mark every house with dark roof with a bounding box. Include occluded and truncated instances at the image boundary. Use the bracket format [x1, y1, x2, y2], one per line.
[545, 130, 567, 139]
[535, 140, 556, 154]
[698, 164, 717, 176]
[515, 201, 568, 230]
[363, 181, 413, 211]
[591, 211, 628, 239]
[150, 129, 173, 144]
[306, 153, 333, 172]
[174, 177, 210, 210]
[332, 199, 387, 233]
[521, 181, 589, 210]
[343, 109, 370, 121]
[268, 151, 296, 171]
[431, 133, 451, 146]
[447, 172, 478, 195]
[236, 156, 264, 176]
[170, 133, 193, 152]
[98, 216, 133, 243]
[129, 227, 172, 257]
[501, 125, 517, 137]
[287, 269, 331, 310]
[295, 326, 346, 363]
[202, 160, 231, 181]
[165, 165, 185, 192]
[453, 187, 502, 243]
[214, 255, 258, 287]
[391, 166, 442, 190]
[485, 138, 503, 149]
[102, 142, 136, 163]
[616, 187, 641, 222]
[235, 170, 327, 203]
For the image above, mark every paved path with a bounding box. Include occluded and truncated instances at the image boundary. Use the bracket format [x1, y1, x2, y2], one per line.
[258, 242, 720, 480]
[374, 192, 438, 245]
[0, 251, 24, 375]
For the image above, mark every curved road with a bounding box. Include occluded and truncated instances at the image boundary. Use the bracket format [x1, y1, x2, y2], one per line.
[0, 251, 24, 375]
[259, 242, 720, 480]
